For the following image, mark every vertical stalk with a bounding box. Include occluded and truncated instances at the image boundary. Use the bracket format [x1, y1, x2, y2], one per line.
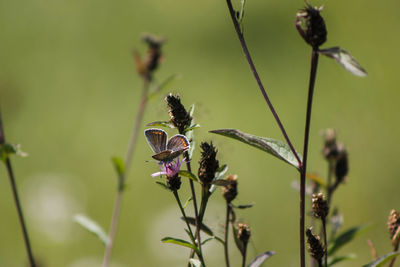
[224, 203, 231, 267]
[300, 49, 319, 267]
[322, 218, 328, 267]
[0, 114, 36, 267]
[102, 78, 150, 267]
[388, 242, 399, 267]
[224, 0, 301, 167]
[326, 160, 334, 205]
[241, 242, 248, 267]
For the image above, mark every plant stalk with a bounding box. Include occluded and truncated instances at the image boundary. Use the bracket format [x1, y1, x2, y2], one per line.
[388, 242, 400, 267]
[326, 160, 334, 205]
[300, 49, 319, 267]
[242, 241, 248, 267]
[5, 159, 36, 267]
[225, 0, 301, 167]
[102, 78, 150, 267]
[224, 203, 231, 267]
[322, 218, 328, 267]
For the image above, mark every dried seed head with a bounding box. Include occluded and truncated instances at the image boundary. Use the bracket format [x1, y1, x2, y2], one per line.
[306, 228, 325, 262]
[296, 4, 327, 49]
[222, 174, 238, 203]
[388, 209, 400, 247]
[133, 34, 165, 80]
[198, 142, 219, 186]
[335, 144, 348, 183]
[237, 223, 251, 244]
[312, 193, 329, 219]
[166, 173, 182, 191]
[165, 94, 192, 133]
[322, 128, 338, 160]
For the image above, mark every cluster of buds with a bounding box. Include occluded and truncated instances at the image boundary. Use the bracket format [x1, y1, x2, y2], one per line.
[296, 4, 327, 49]
[133, 34, 164, 81]
[322, 129, 349, 188]
[306, 228, 325, 262]
[198, 142, 219, 187]
[165, 94, 192, 133]
[387, 209, 400, 247]
[222, 174, 238, 203]
[312, 193, 329, 219]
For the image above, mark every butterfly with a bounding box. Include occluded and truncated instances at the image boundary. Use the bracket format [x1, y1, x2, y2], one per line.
[144, 128, 190, 163]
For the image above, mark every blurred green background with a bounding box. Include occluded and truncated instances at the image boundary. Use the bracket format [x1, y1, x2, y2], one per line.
[1, 0, 400, 266]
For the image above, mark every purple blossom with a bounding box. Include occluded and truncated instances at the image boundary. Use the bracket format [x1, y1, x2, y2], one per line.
[151, 158, 183, 178]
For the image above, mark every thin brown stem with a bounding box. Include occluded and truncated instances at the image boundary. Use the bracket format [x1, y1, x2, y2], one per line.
[102, 78, 150, 267]
[224, 0, 301, 167]
[224, 203, 231, 267]
[388, 242, 399, 267]
[0, 113, 36, 267]
[300, 49, 319, 267]
[322, 218, 328, 267]
[242, 241, 248, 267]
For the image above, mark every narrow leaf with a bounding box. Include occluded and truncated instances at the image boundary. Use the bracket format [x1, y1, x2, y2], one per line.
[183, 196, 192, 209]
[146, 121, 174, 128]
[0, 143, 28, 161]
[232, 203, 255, 209]
[319, 47, 367, 77]
[161, 237, 199, 254]
[74, 214, 109, 245]
[362, 251, 400, 267]
[201, 237, 214, 245]
[184, 124, 201, 133]
[306, 173, 327, 187]
[111, 156, 125, 177]
[155, 181, 170, 191]
[210, 164, 229, 194]
[247, 251, 275, 267]
[328, 254, 356, 266]
[329, 225, 370, 255]
[179, 170, 198, 182]
[210, 129, 301, 170]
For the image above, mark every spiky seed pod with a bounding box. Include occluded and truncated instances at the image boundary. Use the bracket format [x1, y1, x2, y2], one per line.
[388, 209, 400, 247]
[296, 4, 327, 49]
[165, 94, 192, 133]
[312, 193, 329, 219]
[335, 144, 348, 183]
[306, 228, 325, 262]
[166, 173, 181, 191]
[222, 174, 238, 203]
[237, 223, 251, 244]
[198, 142, 219, 186]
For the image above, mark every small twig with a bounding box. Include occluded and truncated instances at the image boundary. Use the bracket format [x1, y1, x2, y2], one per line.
[224, 0, 301, 167]
[0, 113, 36, 267]
[102, 78, 150, 267]
[224, 203, 231, 267]
[300, 48, 320, 267]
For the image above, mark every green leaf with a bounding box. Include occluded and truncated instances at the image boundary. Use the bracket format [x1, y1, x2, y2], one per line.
[161, 237, 199, 254]
[201, 237, 214, 245]
[210, 164, 229, 194]
[73, 214, 109, 246]
[328, 254, 356, 266]
[319, 47, 367, 77]
[185, 127, 195, 160]
[362, 251, 400, 267]
[210, 129, 301, 170]
[328, 225, 370, 255]
[179, 170, 198, 182]
[184, 124, 200, 133]
[182, 217, 224, 244]
[148, 73, 179, 100]
[188, 104, 195, 118]
[183, 196, 192, 208]
[146, 121, 174, 128]
[155, 181, 170, 191]
[111, 156, 125, 177]
[0, 143, 28, 161]
[247, 251, 275, 267]
[232, 203, 254, 209]
[189, 258, 203, 267]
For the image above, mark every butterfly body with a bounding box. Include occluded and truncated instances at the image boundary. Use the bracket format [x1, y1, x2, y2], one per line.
[145, 128, 189, 163]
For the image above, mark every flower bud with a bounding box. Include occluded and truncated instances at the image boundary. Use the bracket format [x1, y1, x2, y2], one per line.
[322, 128, 338, 160]
[388, 209, 400, 247]
[198, 142, 219, 186]
[306, 228, 325, 262]
[165, 94, 192, 133]
[335, 144, 348, 183]
[237, 223, 251, 244]
[222, 174, 238, 203]
[133, 34, 164, 80]
[312, 193, 329, 219]
[166, 173, 182, 191]
[296, 4, 327, 49]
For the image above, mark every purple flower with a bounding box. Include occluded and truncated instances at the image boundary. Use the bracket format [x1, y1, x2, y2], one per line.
[151, 157, 183, 178]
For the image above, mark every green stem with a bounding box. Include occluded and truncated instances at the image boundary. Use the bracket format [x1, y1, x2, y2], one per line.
[224, 203, 231, 267]
[300, 48, 319, 267]
[102, 78, 150, 267]
[173, 191, 197, 248]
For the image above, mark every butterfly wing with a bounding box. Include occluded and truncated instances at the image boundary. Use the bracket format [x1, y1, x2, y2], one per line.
[152, 150, 173, 161]
[145, 128, 167, 154]
[167, 134, 190, 152]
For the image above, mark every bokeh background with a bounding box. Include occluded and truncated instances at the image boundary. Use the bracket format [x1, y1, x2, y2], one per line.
[1, 0, 400, 266]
